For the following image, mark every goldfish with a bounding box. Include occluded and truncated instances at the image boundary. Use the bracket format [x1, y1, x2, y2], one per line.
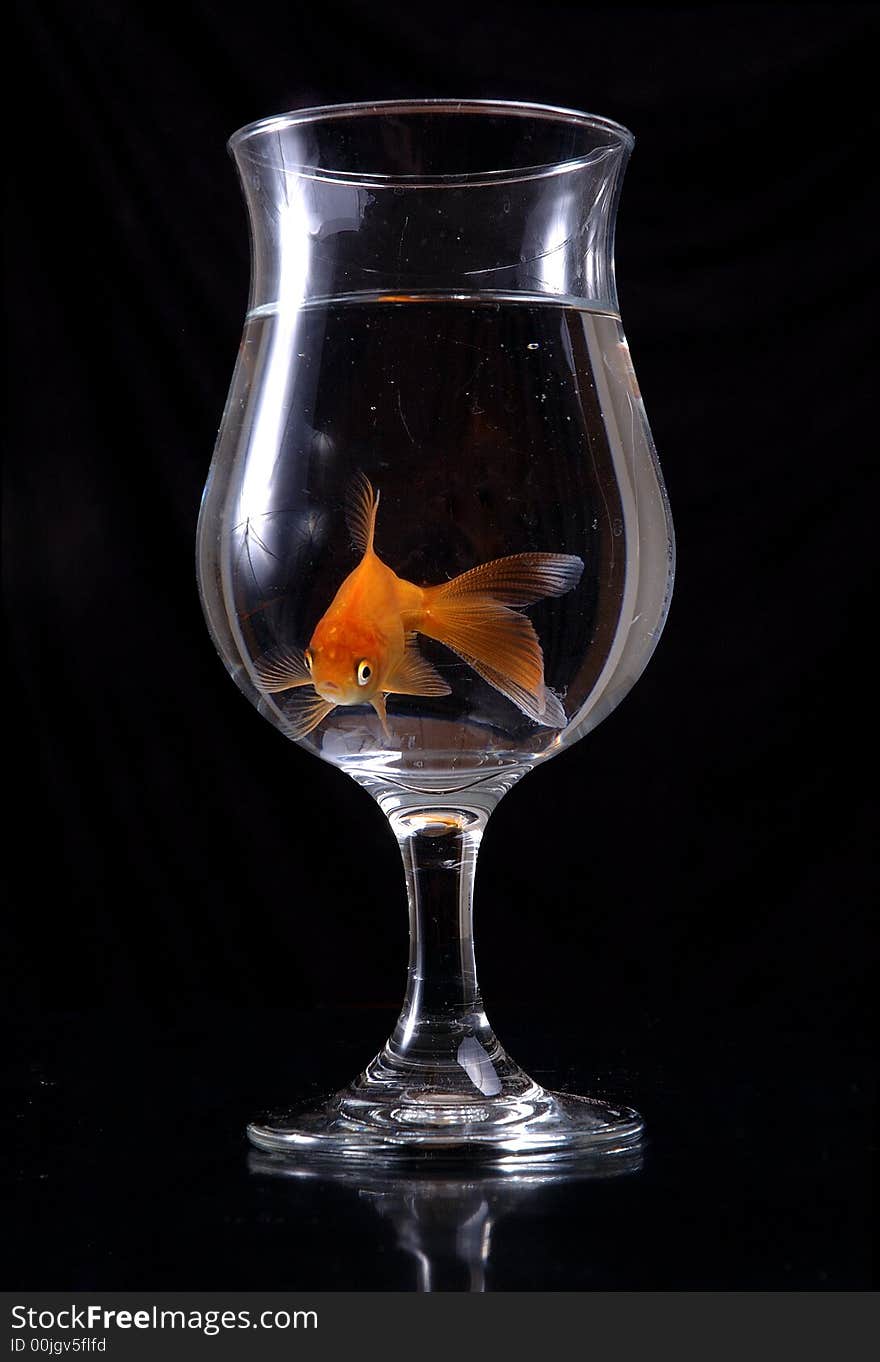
[253, 474, 583, 738]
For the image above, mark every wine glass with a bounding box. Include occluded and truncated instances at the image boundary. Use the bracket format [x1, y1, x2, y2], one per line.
[196, 100, 674, 1163]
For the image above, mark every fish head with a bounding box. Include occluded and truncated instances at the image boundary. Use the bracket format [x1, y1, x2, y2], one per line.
[306, 617, 383, 706]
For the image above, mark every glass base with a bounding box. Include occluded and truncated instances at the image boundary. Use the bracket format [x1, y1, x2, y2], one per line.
[247, 1082, 643, 1168]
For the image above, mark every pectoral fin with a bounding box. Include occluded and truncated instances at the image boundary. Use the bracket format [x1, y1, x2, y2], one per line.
[252, 646, 312, 693]
[383, 635, 452, 698]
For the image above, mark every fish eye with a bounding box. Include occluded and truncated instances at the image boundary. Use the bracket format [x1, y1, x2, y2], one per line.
[357, 660, 373, 686]
[304, 649, 313, 671]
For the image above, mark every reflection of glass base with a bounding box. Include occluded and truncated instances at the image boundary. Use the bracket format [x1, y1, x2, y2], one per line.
[247, 1082, 643, 1167]
[249, 1148, 643, 1290]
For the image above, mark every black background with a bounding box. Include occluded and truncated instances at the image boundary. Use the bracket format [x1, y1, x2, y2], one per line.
[5, 2, 875, 1290]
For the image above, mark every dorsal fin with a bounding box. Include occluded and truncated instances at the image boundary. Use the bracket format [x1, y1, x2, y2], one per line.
[345, 472, 381, 556]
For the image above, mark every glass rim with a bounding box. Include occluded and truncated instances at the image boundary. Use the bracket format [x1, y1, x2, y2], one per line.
[227, 98, 635, 187]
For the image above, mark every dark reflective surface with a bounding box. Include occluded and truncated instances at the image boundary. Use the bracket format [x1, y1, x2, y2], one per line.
[248, 1151, 644, 1292]
[5, 1008, 872, 1289]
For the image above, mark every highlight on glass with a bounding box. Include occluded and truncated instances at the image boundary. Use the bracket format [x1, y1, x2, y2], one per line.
[197, 99, 674, 1163]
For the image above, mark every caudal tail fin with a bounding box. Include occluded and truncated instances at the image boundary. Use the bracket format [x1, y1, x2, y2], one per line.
[419, 552, 583, 727]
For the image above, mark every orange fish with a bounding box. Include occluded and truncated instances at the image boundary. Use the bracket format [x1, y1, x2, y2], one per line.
[253, 474, 583, 738]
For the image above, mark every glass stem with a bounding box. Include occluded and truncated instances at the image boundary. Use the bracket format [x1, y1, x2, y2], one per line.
[383, 805, 507, 1093]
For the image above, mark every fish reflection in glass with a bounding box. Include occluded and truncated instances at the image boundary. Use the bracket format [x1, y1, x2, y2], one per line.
[253, 473, 584, 739]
